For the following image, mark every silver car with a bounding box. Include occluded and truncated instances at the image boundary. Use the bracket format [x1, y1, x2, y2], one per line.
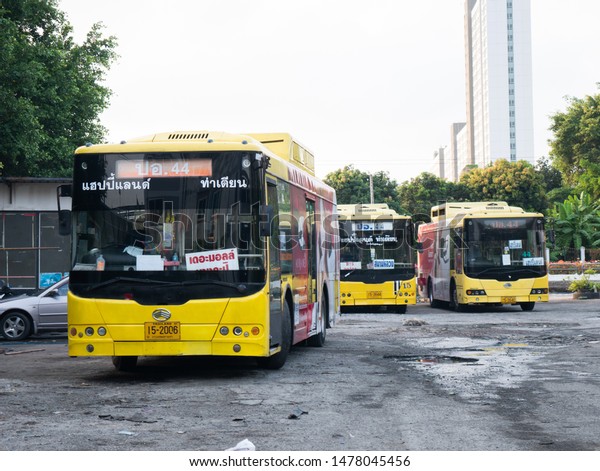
[0, 277, 69, 341]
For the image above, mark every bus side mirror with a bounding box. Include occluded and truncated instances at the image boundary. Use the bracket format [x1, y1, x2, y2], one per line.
[415, 241, 423, 253]
[58, 210, 72, 236]
[259, 204, 273, 237]
[57, 184, 72, 236]
[547, 230, 555, 247]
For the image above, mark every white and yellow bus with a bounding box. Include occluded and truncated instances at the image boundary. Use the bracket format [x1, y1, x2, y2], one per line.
[338, 204, 417, 314]
[58, 131, 339, 370]
[417, 201, 549, 311]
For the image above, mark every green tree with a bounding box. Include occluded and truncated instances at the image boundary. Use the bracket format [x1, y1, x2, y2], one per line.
[534, 156, 575, 212]
[397, 172, 469, 220]
[534, 156, 563, 193]
[549, 89, 600, 199]
[550, 192, 600, 256]
[324, 165, 404, 214]
[0, 0, 117, 177]
[460, 159, 547, 213]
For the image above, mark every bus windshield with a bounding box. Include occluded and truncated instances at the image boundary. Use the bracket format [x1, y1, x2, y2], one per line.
[69, 151, 266, 300]
[339, 218, 415, 282]
[464, 217, 546, 278]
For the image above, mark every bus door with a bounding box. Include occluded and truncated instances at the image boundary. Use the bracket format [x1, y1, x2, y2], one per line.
[305, 198, 318, 334]
[435, 228, 451, 301]
[267, 181, 282, 346]
[305, 198, 316, 304]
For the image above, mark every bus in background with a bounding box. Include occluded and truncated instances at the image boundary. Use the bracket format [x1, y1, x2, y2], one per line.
[58, 131, 339, 370]
[338, 204, 417, 314]
[417, 202, 549, 311]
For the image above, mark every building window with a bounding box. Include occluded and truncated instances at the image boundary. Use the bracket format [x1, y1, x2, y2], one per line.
[0, 212, 70, 290]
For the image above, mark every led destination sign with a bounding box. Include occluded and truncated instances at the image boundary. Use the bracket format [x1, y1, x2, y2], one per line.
[116, 159, 212, 178]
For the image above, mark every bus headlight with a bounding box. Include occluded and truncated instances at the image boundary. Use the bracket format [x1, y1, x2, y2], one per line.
[466, 289, 486, 296]
[530, 288, 548, 294]
[219, 326, 229, 336]
[233, 326, 243, 336]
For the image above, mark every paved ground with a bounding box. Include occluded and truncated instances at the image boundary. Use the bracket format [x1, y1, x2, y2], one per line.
[0, 293, 599, 452]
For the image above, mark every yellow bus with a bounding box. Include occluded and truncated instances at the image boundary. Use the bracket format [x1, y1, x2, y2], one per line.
[417, 202, 549, 311]
[338, 204, 417, 314]
[58, 131, 339, 370]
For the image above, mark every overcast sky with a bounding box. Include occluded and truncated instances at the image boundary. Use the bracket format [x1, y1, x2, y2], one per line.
[58, 0, 600, 182]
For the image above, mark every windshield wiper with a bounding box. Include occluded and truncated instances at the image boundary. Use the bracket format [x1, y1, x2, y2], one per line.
[84, 277, 250, 294]
[179, 279, 248, 293]
[470, 267, 505, 277]
[85, 277, 173, 292]
[471, 266, 544, 278]
[510, 267, 546, 276]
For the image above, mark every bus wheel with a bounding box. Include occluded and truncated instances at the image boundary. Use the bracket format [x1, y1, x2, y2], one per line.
[519, 302, 535, 311]
[307, 297, 327, 347]
[112, 356, 138, 372]
[395, 305, 407, 314]
[450, 282, 465, 312]
[428, 280, 440, 308]
[258, 302, 292, 369]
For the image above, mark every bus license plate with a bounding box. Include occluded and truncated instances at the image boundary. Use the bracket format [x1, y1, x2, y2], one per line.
[144, 322, 180, 341]
[367, 291, 382, 299]
[501, 296, 516, 304]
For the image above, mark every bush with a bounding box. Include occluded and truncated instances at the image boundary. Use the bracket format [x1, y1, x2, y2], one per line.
[567, 269, 600, 292]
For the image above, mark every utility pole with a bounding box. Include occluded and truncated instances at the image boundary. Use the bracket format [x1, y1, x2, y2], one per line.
[369, 174, 374, 204]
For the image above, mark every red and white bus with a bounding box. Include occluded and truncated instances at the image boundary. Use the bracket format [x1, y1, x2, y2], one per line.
[418, 201, 549, 311]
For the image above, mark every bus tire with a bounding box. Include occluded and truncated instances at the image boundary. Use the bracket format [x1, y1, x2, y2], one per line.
[428, 280, 441, 308]
[258, 301, 292, 369]
[520, 302, 535, 311]
[395, 305, 407, 314]
[112, 356, 138, 372]
[307, 295, 327, 347]
[450, 281, 465, 312]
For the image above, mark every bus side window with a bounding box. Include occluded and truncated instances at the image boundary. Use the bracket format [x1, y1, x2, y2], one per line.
[277, 181, 293, 275]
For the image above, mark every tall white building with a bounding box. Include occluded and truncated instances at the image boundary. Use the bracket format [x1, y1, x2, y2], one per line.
[463, 0, 534, 173]
[447, 122, 467, 182]
[431, 146, 447, 179]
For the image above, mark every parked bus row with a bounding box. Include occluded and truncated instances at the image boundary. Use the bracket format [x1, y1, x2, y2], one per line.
[56, 131, 549, 371]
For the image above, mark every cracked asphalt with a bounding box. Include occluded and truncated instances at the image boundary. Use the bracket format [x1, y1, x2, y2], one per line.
[1, 294, 599, 451]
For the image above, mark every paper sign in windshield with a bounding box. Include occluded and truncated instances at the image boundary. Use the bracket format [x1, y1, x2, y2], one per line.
[185, 248, 239, 271]
[341, 261, 362, 270]
[523, 257, 544, 266]
[136, 255, 164, 271]
[373, 259, 395, 270]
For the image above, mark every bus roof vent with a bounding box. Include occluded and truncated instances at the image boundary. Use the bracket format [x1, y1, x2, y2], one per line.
[167, 132, 210, 140]
[484, 202, 506, 210]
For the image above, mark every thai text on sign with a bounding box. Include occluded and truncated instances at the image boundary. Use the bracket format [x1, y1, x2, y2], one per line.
[185, 248, 239, 271]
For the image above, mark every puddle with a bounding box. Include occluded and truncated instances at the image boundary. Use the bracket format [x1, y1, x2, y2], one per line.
[384, 355, 479, 364]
